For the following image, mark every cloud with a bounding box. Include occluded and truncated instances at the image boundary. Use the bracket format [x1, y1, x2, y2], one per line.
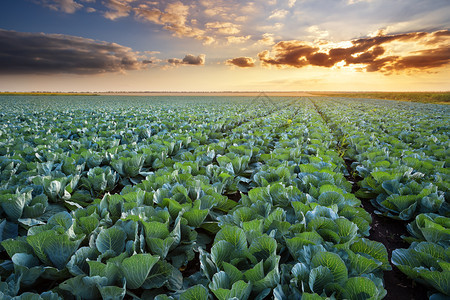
[205, 22, 241, 35]
[227, 35, 252, 44]
[32, 0, 450, 53]
[257, 22, 284, 33]
[0, 29, 152, 75]
[35, 0, 83, 13]
[203, 6, 228, 17]
[167, 58, 182, 65]
[103, 0, 133, 20]
[241, 2, 257, 14]
[380, 47, 450, 73]
[347, 0, 373, 4]
[255, 33, 276, 46]
[133, 2, 215, 44]
[306, 26, 329, 40]
[258, 30, 450, 74]
[134, 6, 163, 24]
[226, 57, 255, 67]
[108, 1, 202, 42]
[160, 1, 190, 27]
[268, 9, 289, 19]
[168, 54, 205, 65]
[183, 54, 205, 65]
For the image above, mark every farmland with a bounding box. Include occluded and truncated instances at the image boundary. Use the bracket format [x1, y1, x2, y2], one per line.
[0, 95, 448, 300]
[313, 92, 450, 105]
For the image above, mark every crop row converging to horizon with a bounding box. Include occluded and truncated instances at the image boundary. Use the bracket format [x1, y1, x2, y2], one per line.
[0, 95, 448, 300]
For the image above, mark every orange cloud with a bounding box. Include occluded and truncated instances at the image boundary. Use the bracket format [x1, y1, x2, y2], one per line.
[205, 22, 241, 35]
[258, 30, 450, 74]
[103, 0, 133, 20]
[382, 47, 450, 73]
[226, 35, 251, 44]
[111, 1, 213, 44]
[226, 57, 255, 67]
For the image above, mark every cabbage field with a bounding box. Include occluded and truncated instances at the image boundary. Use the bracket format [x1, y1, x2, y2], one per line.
[0, 95, 448, 300]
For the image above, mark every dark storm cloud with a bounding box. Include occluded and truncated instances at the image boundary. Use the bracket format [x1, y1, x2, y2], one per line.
[226, 57, 255, 68]
[0, 29, 150, 75]
[167, 54, 205, 65]
[258, 30, 450, 74]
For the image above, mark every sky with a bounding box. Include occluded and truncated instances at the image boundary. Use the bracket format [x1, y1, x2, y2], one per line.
[0, 0, 449, 92]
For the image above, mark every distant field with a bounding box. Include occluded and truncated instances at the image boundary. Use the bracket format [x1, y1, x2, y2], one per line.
[2, 92, 449, 104]
[314, 92, 450, 104]
[0, 92, 96, 96]
[0, 91, 316, 97]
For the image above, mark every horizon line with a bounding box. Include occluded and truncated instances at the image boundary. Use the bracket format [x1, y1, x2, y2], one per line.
[1, 90, 449, 94]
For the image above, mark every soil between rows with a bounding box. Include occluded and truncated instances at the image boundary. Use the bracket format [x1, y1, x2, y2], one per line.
[310, 98, 429, 300]
[343, 159, 428, 300]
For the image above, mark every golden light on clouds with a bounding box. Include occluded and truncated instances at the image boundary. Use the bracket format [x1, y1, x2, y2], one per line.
[0, 0, 449, 91]
[248, 30, 450, 75]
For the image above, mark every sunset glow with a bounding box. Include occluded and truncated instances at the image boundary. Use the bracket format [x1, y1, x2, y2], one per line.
[0, 0, 449, 91]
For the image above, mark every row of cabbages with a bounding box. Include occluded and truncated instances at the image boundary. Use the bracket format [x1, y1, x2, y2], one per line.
[312, 97, 449, 298]
[1, 96, 388, 299]
[199, 101, 388, 300]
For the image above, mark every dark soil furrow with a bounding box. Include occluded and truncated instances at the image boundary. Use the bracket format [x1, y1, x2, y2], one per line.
[343, 161, 428, 300]
[309, 98, 428, 300]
